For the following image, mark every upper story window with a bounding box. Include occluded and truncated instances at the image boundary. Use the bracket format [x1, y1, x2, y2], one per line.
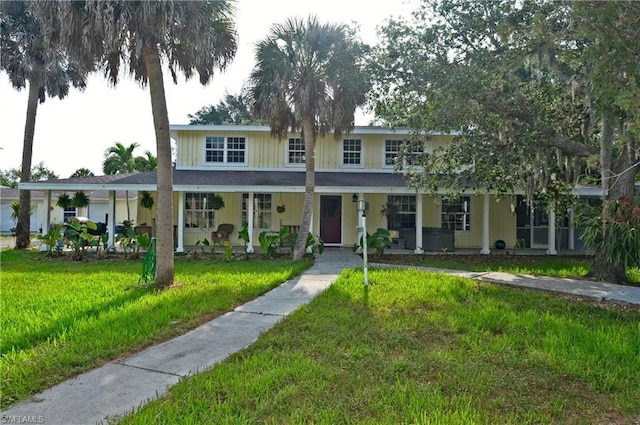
[385, 139, 403, 166]
[287, 138, 305, 165]
[242, 193, 273, 229]
[384, 139, 424, 167]
[342, 139, 362, 167]
[205, 136, 246, 164]
[441, 196, 471, 232]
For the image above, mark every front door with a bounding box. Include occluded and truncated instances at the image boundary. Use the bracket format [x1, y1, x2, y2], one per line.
[320, 195, 342, 244]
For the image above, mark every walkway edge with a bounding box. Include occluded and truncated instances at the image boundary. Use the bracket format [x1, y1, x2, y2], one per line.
[370, 262, 640, 306]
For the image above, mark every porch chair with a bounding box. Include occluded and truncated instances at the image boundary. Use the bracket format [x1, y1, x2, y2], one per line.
[211, 223, 235, 244]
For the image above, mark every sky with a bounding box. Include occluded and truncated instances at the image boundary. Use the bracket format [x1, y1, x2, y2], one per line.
[0, 0, 417, 179]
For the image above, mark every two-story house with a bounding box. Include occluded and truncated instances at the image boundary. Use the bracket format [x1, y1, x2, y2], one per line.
[20, 124, 602, 253]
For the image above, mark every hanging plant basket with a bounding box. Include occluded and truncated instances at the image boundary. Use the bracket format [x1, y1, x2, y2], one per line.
[140, 191, 155, 210]
[276, 195, 285, 213]
[211, 194, 225, 210]
[56, 193, 72, 209]
[72, 191, 90, 208]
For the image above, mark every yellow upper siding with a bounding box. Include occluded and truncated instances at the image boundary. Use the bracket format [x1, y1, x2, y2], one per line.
[174, 128, 455, 170]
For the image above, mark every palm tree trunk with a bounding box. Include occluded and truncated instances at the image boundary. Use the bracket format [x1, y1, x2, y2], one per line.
[143, 45, 174, 288]
[293, 113, 316, 260]
[15, 72, 42, 249]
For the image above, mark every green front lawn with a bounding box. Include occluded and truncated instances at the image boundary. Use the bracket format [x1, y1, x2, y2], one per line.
[120, 268, 640, 424]
[0, 250, 312, 408]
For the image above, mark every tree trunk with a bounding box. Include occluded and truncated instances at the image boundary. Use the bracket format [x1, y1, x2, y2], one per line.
[15, 73, 42, 249]
[586, 109, 639, 283]
[125, 190, 131, 222]
[293, 113, 316, 260]
[143, 45, 174, 288]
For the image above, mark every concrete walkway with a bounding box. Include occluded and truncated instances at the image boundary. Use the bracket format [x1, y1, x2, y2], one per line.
[2, 250, 639, 425]
[0, 249, 362, 425]
[371, 263, 640, 306]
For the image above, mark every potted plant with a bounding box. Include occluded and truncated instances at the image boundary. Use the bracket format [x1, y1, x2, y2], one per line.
[211, 194, 225, 210]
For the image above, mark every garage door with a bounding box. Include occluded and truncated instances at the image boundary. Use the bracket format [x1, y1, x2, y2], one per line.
[88, 202, 109, 224]
[0, 202, 39, 233]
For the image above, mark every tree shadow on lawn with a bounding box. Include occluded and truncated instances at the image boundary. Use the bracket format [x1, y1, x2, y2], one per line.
[1, 273, 290, 408]
[2, 285, 155, 354]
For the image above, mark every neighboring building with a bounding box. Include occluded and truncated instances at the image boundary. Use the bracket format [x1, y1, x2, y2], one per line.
[19, 125, 604, 253]
[0, 186, 135, 235]
[1, 187, 40, 234]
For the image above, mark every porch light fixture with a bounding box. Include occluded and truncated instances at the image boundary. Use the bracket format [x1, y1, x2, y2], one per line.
[357, 199, 369, 214]
[352, 193, 358, 203]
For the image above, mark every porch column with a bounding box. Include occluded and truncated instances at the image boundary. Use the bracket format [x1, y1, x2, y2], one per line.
[42, 190, 51, 234]
[481, 193, 491, 255]
[107, 190, 116, 249]
[415, 194, 424, 253]
[176, 192, 185, 253]
[568, 208, 575, 250]
[247, 192, 254, 253]
[546, 206, 557, 255]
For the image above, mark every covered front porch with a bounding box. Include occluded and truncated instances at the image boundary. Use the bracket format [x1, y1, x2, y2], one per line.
[21, 170, 591, 256]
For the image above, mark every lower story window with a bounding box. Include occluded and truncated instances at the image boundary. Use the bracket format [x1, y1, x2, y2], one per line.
[63, 207, 77, 222]
[386, 195, 416, 229]
[441, 196, 471, 231]
[184, 193, 217, 229]
[242, 193, 272, 229]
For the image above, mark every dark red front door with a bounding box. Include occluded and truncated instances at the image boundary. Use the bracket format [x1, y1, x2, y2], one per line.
[320, 195, 342, 244]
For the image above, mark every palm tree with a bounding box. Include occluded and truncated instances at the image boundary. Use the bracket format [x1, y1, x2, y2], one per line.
[70, 168, 95, 178]
[248, 15, 370, 259]
[0, 1, 92, 249]
[135, 151, 158, 172]
[103, 142, 139, 222]
[10, 200, 35, 224]
[36, 1, 237, 288]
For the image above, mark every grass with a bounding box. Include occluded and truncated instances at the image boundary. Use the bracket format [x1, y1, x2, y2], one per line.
[120, 268, 640, 424]
[374, 254, 640, 285]
[0, 249, 312, 408]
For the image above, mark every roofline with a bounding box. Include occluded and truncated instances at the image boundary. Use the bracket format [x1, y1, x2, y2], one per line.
[18, 181, 605, 197]
[18, 182, 156, 192]
[169, 124, 459, 136]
